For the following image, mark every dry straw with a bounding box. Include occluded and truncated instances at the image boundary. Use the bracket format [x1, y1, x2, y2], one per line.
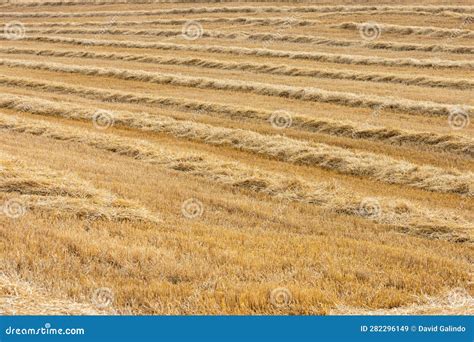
[25, 17, 319, 28]
[334, 22, 474, 39]
[26, 27, 474, 54]
[1, 94, 472, 196]
[0, 113, 471, 242]
[319, 9, 473, 19]
[0, 272, 112, 315]
[0, 151, 159, 222]
[1, 5, 472, 17]
[0, 77, 471, 158]
[14, 36, 474, 70]
[1, 59, 470, 117]
[1, 47, 471, 90]
[333, 288, 474, 315]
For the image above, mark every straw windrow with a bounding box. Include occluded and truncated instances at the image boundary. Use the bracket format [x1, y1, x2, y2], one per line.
[1, 59, 469, 117]
[0, 151, 159, 222]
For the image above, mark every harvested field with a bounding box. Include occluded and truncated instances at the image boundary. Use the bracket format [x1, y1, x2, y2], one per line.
[0, 0, 472, 316]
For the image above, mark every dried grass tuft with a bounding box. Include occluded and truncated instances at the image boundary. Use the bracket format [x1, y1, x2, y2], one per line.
[0, 271, 113, 315]
[0, 151, 159, 223]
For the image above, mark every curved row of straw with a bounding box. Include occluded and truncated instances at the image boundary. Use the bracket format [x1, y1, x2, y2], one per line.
[2, 59, 470, 118]
[13, 36, 474, 69]
[0, 76, 471, 158]
[0, 112, 470, 241]
[2, 93, 472, 195]
[2, 47, 471, 90]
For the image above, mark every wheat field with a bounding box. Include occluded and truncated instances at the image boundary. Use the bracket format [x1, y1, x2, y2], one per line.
[0, 0, 472, 315]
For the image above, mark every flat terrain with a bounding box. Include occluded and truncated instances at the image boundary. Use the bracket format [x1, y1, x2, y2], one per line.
[0, 0, 472, 315]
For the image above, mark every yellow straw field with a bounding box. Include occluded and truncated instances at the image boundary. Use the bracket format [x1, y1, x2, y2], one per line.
[0, 0, 472, 315]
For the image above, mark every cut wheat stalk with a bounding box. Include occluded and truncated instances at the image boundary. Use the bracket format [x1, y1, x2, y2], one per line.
[332, 288, 474, 315]
[12, 36, 473, 70]
[319, 9, 473, 19]
[24, 17, 320, 28]
[0, 272, 112, 315]
[24, 28, 474, 54]
[334, 22, 474, 39]
[1, 58, 470, 117]
[1, 93, 472, 196]
[0, 111, 470, 242]
[1, 47, 471, 90]
[1, 5, 472, 18]
[0, 151, 160, 222]
[0, 76, 471, 158]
